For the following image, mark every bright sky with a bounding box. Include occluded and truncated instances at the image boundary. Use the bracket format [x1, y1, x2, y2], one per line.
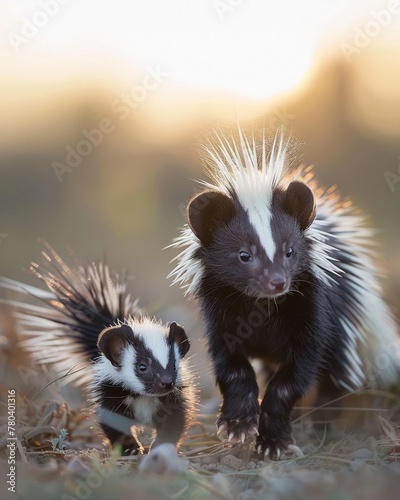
[4, 0, 399, 100]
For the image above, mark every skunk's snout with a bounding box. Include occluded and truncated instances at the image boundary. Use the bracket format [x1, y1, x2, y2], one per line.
[154, 375, 175, 393]
[268, 274, 287, 293]
[256, 271, 288, 297]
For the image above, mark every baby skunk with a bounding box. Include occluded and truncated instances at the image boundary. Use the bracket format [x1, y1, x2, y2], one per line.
[1, 245, 196, 455]
[169, 129, 400, 460]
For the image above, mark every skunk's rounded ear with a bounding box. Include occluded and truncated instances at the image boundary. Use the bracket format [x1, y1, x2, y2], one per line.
[283, 181, 316, 231]
[187, 190, 235, 245]
[168, 321, 190, 358]
[97, 324, 133, 367]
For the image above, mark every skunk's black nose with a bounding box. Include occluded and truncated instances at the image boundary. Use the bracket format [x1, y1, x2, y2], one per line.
[160, 376, 174, 391]
[269, 275, 287, 293]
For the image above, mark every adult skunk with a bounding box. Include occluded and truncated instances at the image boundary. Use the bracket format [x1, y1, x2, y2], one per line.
[169, 130, 400, 459]
[1, 246, 196, 455]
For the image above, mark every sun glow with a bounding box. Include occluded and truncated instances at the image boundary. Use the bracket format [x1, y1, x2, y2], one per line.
[2, 0, 360, 101]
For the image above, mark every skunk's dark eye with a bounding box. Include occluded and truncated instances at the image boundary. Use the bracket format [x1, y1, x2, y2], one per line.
[239, 251, 251, 263]
[138, 363, 147, 372]
[285, 247, 293, 258]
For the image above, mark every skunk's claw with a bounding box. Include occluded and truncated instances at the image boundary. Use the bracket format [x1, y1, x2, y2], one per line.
[216, 416, 258, 443]
[256, 435, 294, 461]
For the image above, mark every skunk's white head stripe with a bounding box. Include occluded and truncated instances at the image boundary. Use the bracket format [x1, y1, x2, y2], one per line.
[246, 203, 275, 262]
[168, 129, 291, 288]
[203, 131, 287, 262]
[129, 317, 170, 369]
[168, 129, 341, 292]
[93, 319, 171, 395]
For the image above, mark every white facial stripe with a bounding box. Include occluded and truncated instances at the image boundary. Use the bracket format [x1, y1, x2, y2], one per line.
[169, 130, 287, 291]
[130, 318, 170, 369]
[247, 205, 276, 262]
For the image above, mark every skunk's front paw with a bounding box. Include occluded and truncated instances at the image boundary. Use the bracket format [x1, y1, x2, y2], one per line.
[256, 433, 294, 460]
[217, 414, 259, 444]
[255, 412, 294, 460]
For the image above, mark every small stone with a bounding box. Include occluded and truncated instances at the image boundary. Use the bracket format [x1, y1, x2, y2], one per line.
[349, 459, 365, 472]
[138, 443, 185, 474]
[350, 448, 373, 460]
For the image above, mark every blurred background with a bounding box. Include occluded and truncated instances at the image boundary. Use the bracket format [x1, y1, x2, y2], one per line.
[1, 0, 400, 402]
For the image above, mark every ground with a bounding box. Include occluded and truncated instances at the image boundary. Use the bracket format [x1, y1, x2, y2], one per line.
[1, 311, 400, 499]
[1, 394, 400, 500]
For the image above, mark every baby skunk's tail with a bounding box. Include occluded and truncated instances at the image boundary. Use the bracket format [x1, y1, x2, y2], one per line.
[0, 244, 141, 386]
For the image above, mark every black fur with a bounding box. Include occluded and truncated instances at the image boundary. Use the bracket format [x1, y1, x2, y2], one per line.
[185, 181, 349, 458]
